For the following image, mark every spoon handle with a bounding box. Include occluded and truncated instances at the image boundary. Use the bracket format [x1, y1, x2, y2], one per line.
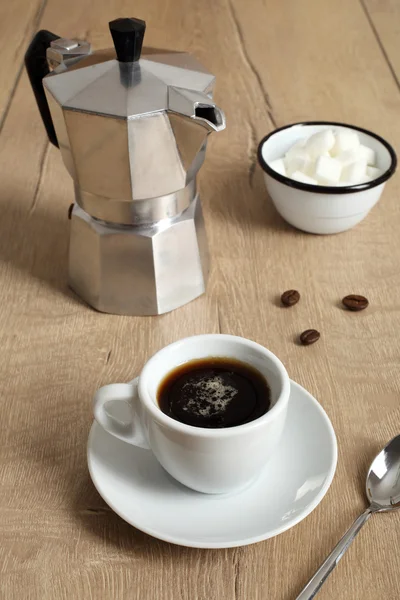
[295, 508, 373, 599]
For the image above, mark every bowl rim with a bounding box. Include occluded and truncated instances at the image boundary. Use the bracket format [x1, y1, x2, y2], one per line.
[257, 121, 397, 194]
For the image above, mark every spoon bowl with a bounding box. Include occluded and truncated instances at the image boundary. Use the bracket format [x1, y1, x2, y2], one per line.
[367, 434, 400, 511]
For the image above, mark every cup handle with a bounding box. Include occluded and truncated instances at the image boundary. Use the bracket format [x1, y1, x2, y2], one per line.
[93, 378, 150, 449]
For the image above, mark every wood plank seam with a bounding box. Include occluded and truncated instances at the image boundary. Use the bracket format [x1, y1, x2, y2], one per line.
[29, 141, 50, 215]
[247, 119, 258, 187]
[359, 0, 400, 92]
[0, 0, 49, 136]
[233, 548, 242, 600]
[0, 63, 25, 137]
[226, 0, 277, 127]
[225, 0, 277, 188]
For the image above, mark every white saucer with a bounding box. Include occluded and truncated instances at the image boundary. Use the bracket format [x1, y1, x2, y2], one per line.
[87, 380, 337, 548]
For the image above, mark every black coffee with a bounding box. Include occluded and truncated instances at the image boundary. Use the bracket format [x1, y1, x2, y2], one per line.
[157, 357, 271, 428]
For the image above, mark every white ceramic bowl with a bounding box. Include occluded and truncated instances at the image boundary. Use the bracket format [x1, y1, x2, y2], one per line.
[257, 122, 397, 234]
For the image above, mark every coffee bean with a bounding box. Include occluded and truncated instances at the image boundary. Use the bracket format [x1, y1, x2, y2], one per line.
[281, 289, 300, 307]
[300, 329, 320, 346]
[342, 294, 369, 311]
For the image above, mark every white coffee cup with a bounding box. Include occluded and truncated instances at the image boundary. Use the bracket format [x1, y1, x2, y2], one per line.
[93, 334, 290, 494]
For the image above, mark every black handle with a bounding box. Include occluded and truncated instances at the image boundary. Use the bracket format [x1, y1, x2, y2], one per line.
[109, 18, 146, 62]
[25, 30, 60, 147]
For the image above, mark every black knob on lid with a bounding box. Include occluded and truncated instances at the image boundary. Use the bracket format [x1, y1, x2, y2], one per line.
[109, 17, 146, 62]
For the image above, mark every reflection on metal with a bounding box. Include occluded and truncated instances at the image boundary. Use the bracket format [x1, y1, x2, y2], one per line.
[69, 197, 209, 316]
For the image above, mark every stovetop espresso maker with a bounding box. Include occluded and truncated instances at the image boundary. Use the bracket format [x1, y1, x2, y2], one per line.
[25, 17, 225, 315]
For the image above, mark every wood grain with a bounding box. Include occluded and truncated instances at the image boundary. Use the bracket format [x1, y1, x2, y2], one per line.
[1, 0, 400, 598]
[0, 0, 44, 129]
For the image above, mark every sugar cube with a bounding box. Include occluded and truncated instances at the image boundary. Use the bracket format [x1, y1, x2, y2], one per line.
[285, 139, 306, 158]
[305, 129, 335, 159]
[291, 171, 318, 185]
[331, 130, 360, 156]
[358, 144, 376, 166]
[367, 165, 383, 180]
[285, 145, 309, 160]
[341, 160, 367, 183]
[269, 158, 286, 176]
[314, 155, 342, 184]
[276, 128, 378, 187]
[335, 149, 360, 166]
[284, 148, 314, 176]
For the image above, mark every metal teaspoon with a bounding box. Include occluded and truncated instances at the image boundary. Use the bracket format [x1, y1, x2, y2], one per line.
[296, 434, 400, 599]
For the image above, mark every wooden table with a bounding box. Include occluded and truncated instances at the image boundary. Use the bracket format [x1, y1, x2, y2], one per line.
[1, 0, 400, 598]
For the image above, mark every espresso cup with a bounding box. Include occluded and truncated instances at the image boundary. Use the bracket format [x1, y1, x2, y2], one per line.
[93, 334, 290, 494]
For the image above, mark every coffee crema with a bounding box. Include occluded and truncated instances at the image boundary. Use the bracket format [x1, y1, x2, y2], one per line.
[157, 357, 271, 429]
